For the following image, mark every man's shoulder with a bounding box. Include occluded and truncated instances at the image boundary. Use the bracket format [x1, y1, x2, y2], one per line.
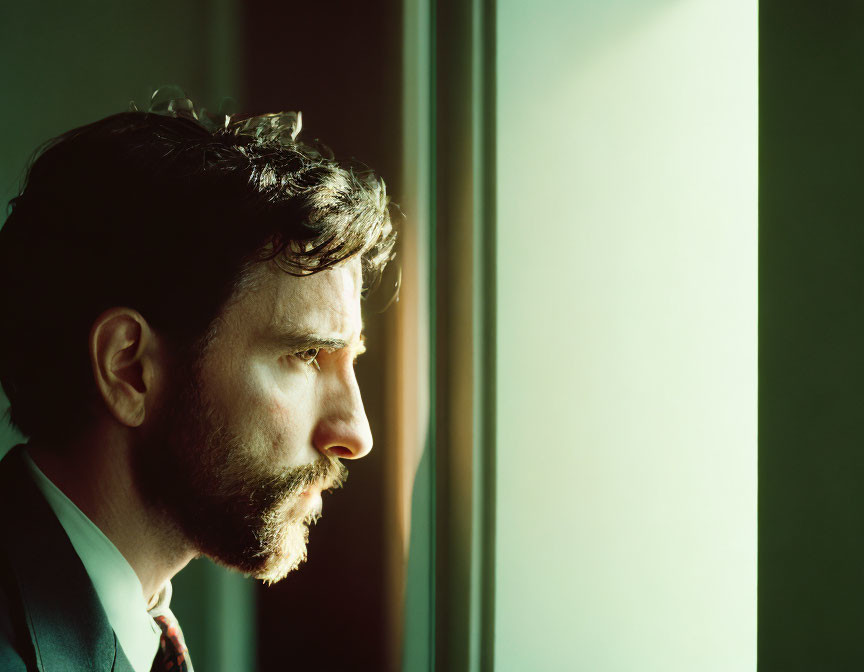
[0, 446, 42, 671]
[0, 445, 129, 671]
[0, 545, 35, 671]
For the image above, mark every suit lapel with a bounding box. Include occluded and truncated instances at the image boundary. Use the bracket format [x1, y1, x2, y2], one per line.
[0, 445, 126, 671]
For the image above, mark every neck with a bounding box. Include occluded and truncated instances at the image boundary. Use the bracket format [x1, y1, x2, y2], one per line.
[27, 428, 196, 604]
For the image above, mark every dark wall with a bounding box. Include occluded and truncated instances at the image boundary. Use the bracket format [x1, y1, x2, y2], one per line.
[240, 2, 404, 670]
[760, 2, 864, 668]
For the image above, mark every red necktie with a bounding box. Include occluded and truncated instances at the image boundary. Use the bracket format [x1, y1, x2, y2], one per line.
[151, 613, 192, 672]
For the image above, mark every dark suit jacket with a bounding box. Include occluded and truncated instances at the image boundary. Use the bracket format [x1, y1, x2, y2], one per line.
[0, 444, 136, 671]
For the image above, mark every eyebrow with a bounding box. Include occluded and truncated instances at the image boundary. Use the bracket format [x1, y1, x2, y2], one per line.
[269, 331, 366, 354]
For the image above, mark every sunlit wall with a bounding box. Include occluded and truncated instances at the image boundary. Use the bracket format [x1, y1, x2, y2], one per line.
[494, 1, 757, 669]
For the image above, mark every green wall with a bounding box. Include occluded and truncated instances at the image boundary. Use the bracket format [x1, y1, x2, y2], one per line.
[494, 1, 757, 669]
[759, 2, 864, 668]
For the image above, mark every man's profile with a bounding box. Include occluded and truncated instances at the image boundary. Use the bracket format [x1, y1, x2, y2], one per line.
[0, 92, 395, 671]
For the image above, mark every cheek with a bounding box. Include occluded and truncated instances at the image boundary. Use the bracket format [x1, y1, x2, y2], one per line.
[228, 360, 296, 421]
[210, 358, 316, 455]
[261, 377, 316, 454]
[266, 397, 294, 429]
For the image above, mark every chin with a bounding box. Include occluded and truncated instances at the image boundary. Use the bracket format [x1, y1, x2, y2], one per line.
[253, 519, 313, 585]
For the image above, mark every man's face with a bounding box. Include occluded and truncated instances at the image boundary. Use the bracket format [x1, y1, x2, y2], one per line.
[133, 257, 372, 583]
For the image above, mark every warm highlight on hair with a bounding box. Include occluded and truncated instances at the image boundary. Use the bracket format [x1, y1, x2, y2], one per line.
[0, 95, 396, 440]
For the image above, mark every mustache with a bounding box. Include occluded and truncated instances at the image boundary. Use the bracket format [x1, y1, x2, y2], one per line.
[272, 454, 349, 497]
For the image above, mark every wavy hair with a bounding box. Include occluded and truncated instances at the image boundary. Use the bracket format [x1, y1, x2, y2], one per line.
[0, 90, 396, 440]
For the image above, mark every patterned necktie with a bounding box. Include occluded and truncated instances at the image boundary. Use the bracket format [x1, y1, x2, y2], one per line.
[151, 612, 193, 672]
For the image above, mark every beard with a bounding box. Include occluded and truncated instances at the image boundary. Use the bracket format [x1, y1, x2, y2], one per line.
[130, 350, 348, 584]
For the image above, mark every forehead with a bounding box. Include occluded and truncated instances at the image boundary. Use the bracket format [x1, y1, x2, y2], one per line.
[231, 258, 363, 337]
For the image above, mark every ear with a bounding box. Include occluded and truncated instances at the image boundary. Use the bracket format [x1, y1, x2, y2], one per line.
[89, 308, 162, 428]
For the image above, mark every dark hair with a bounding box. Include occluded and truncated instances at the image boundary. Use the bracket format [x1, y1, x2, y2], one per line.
[0, 96, 396, 441]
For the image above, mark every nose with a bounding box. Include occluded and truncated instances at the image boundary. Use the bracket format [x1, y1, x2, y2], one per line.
[312, 374, 374, 460]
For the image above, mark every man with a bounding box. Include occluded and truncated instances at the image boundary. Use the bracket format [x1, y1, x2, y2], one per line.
[0, 93, 396, 671]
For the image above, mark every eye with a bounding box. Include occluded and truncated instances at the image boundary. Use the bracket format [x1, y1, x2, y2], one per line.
[295, 347, 321, 370]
